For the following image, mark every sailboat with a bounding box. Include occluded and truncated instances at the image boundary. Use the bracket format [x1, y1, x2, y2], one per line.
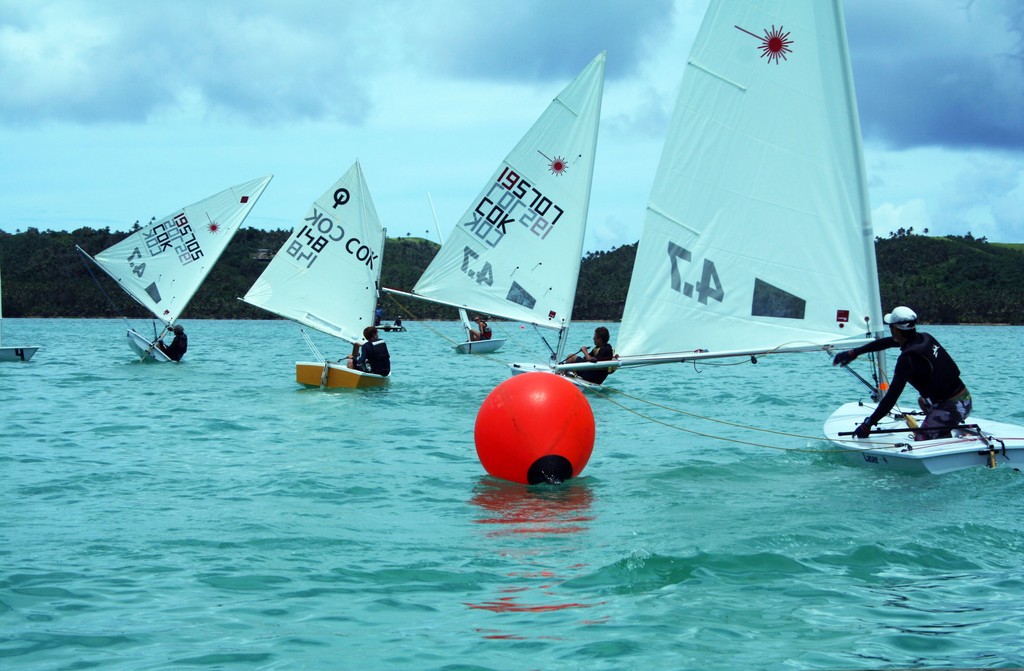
[0, 263, 40, 362]
[556, 0, 1024, 472]
[78, 175, 272, 361]
[386, 52, 605, 363]
[421, 194, 505, 354]
[241, 161, 389, 389]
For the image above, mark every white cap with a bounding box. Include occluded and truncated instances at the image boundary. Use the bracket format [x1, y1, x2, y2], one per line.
[883, 306, 917, 330]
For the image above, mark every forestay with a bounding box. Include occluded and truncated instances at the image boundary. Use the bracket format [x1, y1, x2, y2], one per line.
[411, 52, 605, 332]
[242, 162, 385, 345]
[615, 0, 883, 365]
[89, 176, 272, 325]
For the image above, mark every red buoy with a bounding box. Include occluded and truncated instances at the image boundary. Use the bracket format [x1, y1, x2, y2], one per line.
[474, 373, 595, 485]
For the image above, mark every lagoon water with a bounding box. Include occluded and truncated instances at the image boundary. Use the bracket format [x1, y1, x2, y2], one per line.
[2, 318, 1023, 670]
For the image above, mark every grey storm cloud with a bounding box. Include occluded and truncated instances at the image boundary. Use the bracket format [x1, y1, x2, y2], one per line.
[410, 0, 675, 81]
[846, 0, 1024, 150]
[0, 0, 672, 126]
[0, 1, 375, 125]
[3, 0, 1021, 155]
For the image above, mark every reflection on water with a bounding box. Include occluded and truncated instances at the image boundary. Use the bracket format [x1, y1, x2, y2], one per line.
[469, 477, 595, 537]
[465, 477, 607, 624]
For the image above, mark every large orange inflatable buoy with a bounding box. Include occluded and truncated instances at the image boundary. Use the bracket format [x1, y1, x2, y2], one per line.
[474, 373, 595, 485]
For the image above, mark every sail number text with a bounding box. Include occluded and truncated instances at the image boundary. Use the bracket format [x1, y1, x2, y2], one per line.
[667, 242, 724, 304]
[286, 207, 379, 270]
[463, 165, 565, 248]
[127, 212, 204, 278]
[461, 246, 494, 286]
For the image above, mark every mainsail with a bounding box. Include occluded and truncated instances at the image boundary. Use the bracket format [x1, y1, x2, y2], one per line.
[613, 0, 883, 368]
[242, 161, 385, 345]
[402, 52, 605, 333]
[85, 175, 272, 325]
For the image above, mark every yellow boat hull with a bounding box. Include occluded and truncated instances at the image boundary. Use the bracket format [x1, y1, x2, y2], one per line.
[295, 361, 389, 389]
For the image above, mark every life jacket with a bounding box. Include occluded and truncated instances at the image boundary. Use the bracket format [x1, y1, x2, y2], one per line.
[480, 322, 492, 340]
[165, 333, 188, 361]
[363, 339, 391, 376]
[898, 332, 962, 401]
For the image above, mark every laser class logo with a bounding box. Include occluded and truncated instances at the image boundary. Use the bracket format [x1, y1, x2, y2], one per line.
[735, 24, 793, 64]
[538, 150, 568, 176]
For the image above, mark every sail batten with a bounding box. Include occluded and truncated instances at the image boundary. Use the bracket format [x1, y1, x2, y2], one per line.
[617, 0, 884, 361]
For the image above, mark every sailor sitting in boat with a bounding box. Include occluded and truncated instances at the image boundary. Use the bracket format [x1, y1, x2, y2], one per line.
[562, 326, 615, 385]
[832, 306, 971, 440]
[468, 316, 492, 341]
[156, 324, 188, 362]
[347, 326, 391, 376]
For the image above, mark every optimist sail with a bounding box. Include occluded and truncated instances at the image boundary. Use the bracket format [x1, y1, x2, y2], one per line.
[407, 52, 605, 333]
[614, 0, 883, 367]
[242, 161, 385, 345]
[87, 175, 272, 326]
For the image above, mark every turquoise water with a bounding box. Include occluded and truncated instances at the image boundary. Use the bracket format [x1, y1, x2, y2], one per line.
[2, 318, 1023, 670]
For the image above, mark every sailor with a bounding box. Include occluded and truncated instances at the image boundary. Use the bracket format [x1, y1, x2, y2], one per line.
[468, 316, 492, 342]
[562, 326, 615, 385]
[156, 324, 188, 362]
[832, 306, 971, 440]
[347, 325, 391, 376]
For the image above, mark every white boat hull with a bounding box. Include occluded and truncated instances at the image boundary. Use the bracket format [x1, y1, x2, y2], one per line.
[824, 401, 1024, 475]
[127, 329, 172, 363]
[0, 346, 39, 362]
[453, 338, 505, 355]
[296, 360, 389, 389]
[507, 361, 603, 391]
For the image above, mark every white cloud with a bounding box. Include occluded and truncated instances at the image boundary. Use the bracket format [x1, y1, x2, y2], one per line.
[871, 199, 931, 239]
[1, 0, 1022, 248]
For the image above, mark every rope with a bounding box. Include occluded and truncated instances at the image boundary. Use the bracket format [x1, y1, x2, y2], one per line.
[300, 328, 326, 363]
[597, 374, 1002, 455]
[590, 384, 908, 454]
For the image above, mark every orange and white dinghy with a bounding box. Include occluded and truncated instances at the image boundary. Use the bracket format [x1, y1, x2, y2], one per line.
[242, 161, 389, 390]
[294, 355, 388, 390]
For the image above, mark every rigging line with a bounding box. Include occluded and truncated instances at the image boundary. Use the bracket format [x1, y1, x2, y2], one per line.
[300, 328, 326, 363]
[593, 386, 825, 441]
[77, 248, 132, 329]
[595, 389, 860, 454]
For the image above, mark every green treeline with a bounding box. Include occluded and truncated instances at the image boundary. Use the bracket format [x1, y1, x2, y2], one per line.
[0, 227, 1021, 324]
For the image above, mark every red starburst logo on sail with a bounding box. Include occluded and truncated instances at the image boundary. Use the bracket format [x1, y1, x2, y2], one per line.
[736, 24, 793, 64]
[538, 150, 568, 176]
[207, 222, 220, 233]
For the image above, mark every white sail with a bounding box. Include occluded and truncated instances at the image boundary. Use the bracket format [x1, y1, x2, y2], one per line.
[614, 0, 883, 367]
[88, 175, 272, 325]
[242, 161, 385, 345]
[410, 52, 605, 331]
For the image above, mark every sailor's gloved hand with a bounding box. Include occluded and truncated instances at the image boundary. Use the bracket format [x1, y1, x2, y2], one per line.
[832, 350, 856, 366]
[853, 421, 872, 439]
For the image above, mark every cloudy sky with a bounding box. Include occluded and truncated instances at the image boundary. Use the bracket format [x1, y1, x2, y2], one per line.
[2, 0, 1022, 252]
